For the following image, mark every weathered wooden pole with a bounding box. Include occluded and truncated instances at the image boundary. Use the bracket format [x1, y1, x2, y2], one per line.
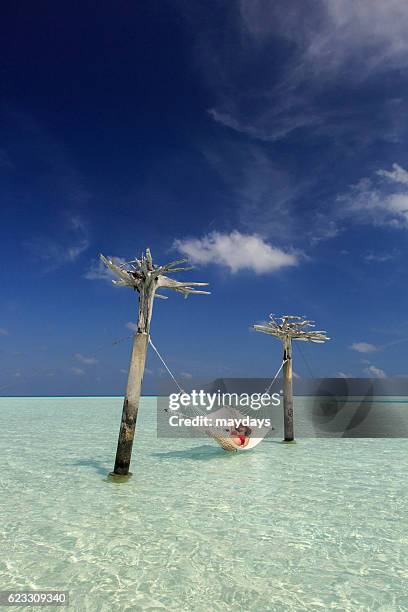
[283, 335, 294, 441]
[100, 249, 209, 477]
[113, 332, 149, 475]
[253, 314, 329, 443]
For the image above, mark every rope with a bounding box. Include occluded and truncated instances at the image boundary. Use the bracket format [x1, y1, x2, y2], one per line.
[295, 342, 314, 378]
[264, 358, 287, 394]
[148, 336, 185, 393]
[149, 335, 286, 398]
[148, 336, 287, 452]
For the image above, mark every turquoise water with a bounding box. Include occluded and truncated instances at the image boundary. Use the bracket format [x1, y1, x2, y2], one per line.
[1, 397, 408, 611]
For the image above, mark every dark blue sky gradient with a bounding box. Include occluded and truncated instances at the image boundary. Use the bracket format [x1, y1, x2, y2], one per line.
[2, 1, 408, 394]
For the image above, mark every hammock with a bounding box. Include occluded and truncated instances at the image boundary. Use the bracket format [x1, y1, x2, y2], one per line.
[149, 337, 286, 452]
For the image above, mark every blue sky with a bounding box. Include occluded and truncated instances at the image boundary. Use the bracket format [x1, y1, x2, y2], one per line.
[2, 1, 408, 395]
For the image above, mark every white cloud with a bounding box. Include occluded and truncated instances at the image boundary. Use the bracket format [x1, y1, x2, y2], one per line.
[207, 107, 322, 143]
[338, 163, 408, 229]
[65, 241, 89, 262]
[177, 6, 408, 248]
[350, 342, 378, 354]
[0, 328, 9, 336]
[337, 371, 353, 378]
[364, 252, 395, 263]
[85, 256, 126, 282]
[240, 0, 408, 76]
[174, 231, 298, 274]
[181, 371, 193, 379]
[126, 322, 137, 331]
[364, 365, 386, 379]
[387, 194, 408, 216]
[74, 353, 98, 365]
[377, 163, 408, 185]
[27, 236, 89, 267]
[70, 367, 85, 376]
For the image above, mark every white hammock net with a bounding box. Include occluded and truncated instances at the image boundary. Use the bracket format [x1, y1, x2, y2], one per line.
[149, 337, 286, 452]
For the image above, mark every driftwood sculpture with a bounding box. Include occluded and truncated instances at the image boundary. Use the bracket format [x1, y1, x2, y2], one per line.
[100, 249, 209, 476]
[253, 315, 330, 441]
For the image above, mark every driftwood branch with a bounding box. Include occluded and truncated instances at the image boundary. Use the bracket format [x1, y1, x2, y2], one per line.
[253, 314, 330, 343]
[99, 251, 210, 298]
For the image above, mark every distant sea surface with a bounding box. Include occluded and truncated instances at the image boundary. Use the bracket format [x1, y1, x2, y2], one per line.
[1, 397, 407, 611]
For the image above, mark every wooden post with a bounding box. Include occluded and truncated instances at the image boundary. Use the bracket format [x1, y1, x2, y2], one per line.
[99, 250, 209, 478]
[253, 314, 329, 445]
[283, 336, 294, 442]
[111, 285, 154, 476]
[111, 331, 149, 475]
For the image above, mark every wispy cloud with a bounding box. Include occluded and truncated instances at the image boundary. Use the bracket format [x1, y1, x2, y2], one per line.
[125, 322, 137, 331]
[70, 367, 85, 376]
[377, 163, 408, 185]
[175, 231, 298, 273]
[198, 0, 408, 144]
[25, 213, 90, 272]
[310, 163, 408, 246]
[202, 143, 304, 240]
[180, 371, 193, 379]
[74, 353, 98, 365]
[364, 251, 396, 263]
[310, 216, 341, 245]
[178, 2, 408, 254]
[208, 107, 323, 143]
[240, 0, 408, 73]
[3, 111, 92, 273]
[350, 342, 378, 354]
[364, 364, 386, 379]
[338, 163, 408, 229]
[0, 328, 9, 336]
[85, 256, 126, 282]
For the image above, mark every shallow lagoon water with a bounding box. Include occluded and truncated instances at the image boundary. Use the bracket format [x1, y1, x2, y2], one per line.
[1, 397, 407, 611]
